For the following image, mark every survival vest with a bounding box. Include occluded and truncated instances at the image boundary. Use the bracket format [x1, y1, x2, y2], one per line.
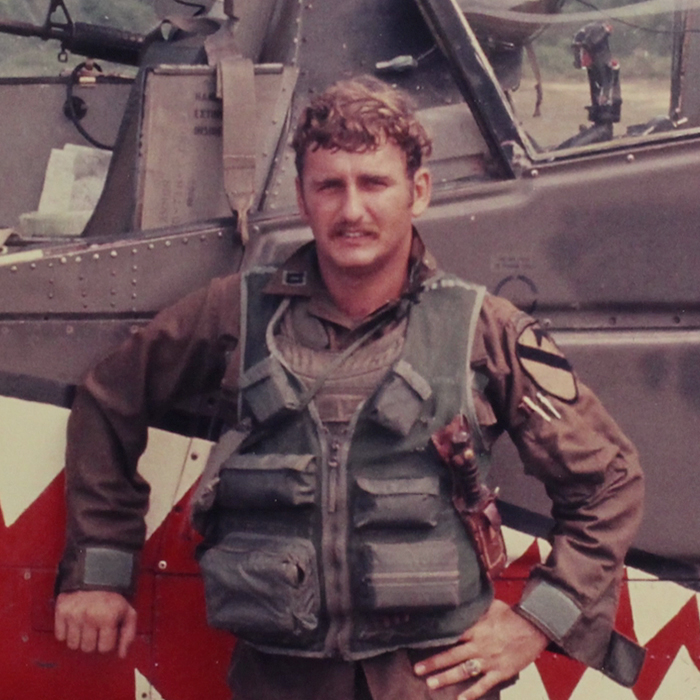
[198, 268, 493, 660]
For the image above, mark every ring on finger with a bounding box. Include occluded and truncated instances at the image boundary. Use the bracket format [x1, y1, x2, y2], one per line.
[460, 658, 483, 678]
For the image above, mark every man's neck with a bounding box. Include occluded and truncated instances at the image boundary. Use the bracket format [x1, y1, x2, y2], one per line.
[319, 262, 408, 321]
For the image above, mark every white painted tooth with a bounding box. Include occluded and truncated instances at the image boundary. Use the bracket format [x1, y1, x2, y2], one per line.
[0, 396, 67, 527]
[653, 645, 700, 700]
[626, 575, 695, 646]
[135, 668, 165, 700]
[139, 429, 197, 540]
[174, 437, 213, 505]
[0, 392, 211, 540]
[502, 527, 538, 566]
[538, 537, 552, 563]
[501, 661, 549, 700]
[625, 566, 658, 581]
[568, 668, 637, 699]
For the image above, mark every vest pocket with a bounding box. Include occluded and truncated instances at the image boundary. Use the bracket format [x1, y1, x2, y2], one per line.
[199, 532, 320, 644]
[357, 540, 460, 610]
[353, 477, 441, 529]
[240, 356, 300, 424]
[216, 453, 316, 509]
[368, 361, 432, 436]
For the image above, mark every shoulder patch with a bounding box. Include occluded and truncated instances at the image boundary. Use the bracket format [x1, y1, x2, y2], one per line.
[516, 324, 578, 402]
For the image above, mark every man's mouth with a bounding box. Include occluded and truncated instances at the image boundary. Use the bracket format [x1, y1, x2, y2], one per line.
[334, 228, 374, 239]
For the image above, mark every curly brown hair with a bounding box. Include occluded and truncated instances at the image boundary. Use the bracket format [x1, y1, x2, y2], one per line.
[292, 76, 433, 178]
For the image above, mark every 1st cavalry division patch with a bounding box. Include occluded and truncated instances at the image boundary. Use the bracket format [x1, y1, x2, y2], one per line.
[516, 324, 578, 402]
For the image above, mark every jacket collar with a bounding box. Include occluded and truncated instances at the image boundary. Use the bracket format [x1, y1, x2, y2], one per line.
[263, 229, 437, 309]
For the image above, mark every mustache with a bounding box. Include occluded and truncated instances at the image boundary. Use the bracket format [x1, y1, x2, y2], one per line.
[332, 221, 376, 236]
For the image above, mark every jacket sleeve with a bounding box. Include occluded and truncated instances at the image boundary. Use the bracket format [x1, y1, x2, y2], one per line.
[57, 275, 242, 596]
[472, 295, 645, 675]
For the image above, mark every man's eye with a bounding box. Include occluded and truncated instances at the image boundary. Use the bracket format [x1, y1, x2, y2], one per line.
[318, 182, 342, 192]
[362, 178, 389, 190]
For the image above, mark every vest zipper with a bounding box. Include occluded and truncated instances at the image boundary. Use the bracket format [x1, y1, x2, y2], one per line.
[328, 438, 341, 513]
[318, 421, 355, 657]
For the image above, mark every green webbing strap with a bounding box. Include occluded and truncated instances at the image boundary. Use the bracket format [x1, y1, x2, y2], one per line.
[217, 55, 256, 244]
[460, 283, 488, 468]
[265, 298, 399, 414]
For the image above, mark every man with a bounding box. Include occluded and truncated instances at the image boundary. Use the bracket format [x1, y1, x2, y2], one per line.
[54, 77, 644, 700]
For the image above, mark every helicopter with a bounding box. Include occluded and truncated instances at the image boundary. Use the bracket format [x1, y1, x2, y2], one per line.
[1, 0, 699, 698]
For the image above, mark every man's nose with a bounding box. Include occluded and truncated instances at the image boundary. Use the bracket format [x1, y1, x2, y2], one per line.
[339, 184, 364, 221]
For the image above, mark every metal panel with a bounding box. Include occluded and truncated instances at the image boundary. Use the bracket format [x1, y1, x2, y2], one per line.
[0, 221, 243, 383]
[136, 64, 298, 230]
[421, 136, 700, 320]
[0, 78, 131, 228]
[565, 330, 700, 559]
[0, 319, 144, 385]
[489, 328, 700, 560]
[0, 221, 242, 316]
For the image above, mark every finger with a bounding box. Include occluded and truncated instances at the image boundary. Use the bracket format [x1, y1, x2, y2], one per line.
[54, 607, 67, 643]
[414, 642, 479, 676]
[80, 622, 99, 653]
[97, 622, 118, 654]
[65, 618, 83, 651]
[425, 659, 485, 691]
[458, 625, 475, 643]
[118, 607, 138, 659]
[457, 671, 501, 700]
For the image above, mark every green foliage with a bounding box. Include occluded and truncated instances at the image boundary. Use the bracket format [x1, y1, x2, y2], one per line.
[0, 0, 681, 79]
[71, 0, 157, 31]
[0, 0, 156, 31]
[531, 0, 675, 80]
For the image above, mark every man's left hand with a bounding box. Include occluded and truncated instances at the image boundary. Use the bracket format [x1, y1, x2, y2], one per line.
[413, 599, 549, 700]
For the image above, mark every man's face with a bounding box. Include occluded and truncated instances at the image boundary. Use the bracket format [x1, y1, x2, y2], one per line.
[296, 140, 431, 282]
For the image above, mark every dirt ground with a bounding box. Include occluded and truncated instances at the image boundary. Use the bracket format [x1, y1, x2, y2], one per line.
[509, 78, 671, 149]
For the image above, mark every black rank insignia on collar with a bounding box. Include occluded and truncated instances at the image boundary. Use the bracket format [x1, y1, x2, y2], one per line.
[282, 270, 307, 287]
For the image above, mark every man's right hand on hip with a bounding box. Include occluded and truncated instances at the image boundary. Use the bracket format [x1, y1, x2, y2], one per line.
[54, 590, 137, 658]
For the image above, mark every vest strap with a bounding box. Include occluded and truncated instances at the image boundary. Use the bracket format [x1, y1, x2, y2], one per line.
[217, 55, 256, 243]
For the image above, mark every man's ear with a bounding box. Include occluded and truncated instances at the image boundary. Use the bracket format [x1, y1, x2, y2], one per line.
[410, 166, 432, 219]
[295, 177, 309, 222]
